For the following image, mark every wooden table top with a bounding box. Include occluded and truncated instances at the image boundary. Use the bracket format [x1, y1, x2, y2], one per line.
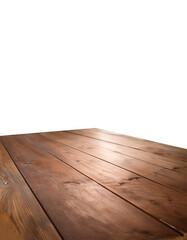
[0, 128, 186, 240]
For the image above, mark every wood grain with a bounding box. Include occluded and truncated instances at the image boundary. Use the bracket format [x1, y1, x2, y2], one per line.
[94, 129, 187, 162]
[66, 131, 187, 172]
[39, 131, 187, 194]
[24, 133, 187, 233]
[1, 135, 181, 240]
[0, 141, 61, 240]
[69, 128, 187, 162]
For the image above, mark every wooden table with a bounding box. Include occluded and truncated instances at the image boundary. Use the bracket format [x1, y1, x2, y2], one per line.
[0, 128, 186, 240]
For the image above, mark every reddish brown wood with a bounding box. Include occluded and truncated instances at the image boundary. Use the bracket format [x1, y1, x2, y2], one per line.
[38, 131, 187, 194]
[69, 128, 187, 162]
[0, 141, 61, 240]
[24, 133, 187, 233]
[66, 131, 187, 172]
[1, 128, 187, 240]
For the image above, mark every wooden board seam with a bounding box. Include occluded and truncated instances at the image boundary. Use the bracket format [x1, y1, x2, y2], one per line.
[1, 140, 64, 240]
[69, 130, 187, 162]
[25, 136, 184, 237]
[95, 128, 187, 152]
[40, 133, 186, 195]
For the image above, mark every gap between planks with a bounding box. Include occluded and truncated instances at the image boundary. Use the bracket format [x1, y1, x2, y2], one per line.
[66, 131, 187, 174]
[1, 135, 183, 239]
[68, 128, 187, 164]
[39, 131, 187, 194]
[0, 140, 62, 240]
[24, 134, 186, 236]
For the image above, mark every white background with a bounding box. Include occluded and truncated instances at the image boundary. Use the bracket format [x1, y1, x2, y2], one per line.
[0, 1, 186, 148]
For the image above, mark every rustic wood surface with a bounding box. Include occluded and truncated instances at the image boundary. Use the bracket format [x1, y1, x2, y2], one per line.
[0, 128, 186, 240]
[39, 131, 187, 193]
[0, 141, 61, 240]
[69, 129, 187, 163]
[66, 131, 187, 172]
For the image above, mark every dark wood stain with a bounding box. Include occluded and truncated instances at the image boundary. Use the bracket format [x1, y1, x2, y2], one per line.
[0, 128, 186, 240]
[38, 131, 187, 193]
[24, 133, 187, 233]
[69, 129, 187, 163]
[0, 141, 62, 240]
[64, 131, 187, 172]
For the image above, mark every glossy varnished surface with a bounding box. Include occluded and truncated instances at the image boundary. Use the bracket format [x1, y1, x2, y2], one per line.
[0, 129, 187, 240]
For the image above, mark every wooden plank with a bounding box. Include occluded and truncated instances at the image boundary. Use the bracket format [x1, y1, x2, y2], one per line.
[0, 141, 62, 240]
[93, 129, 187, 162]
[56, 131, 187, 174]
[69, 129, 187, 162]
[24, 133, 187, 234]
[1, 135, 182, 240]
[40, 131, 187, 194]
[68, 130, 187, 169]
